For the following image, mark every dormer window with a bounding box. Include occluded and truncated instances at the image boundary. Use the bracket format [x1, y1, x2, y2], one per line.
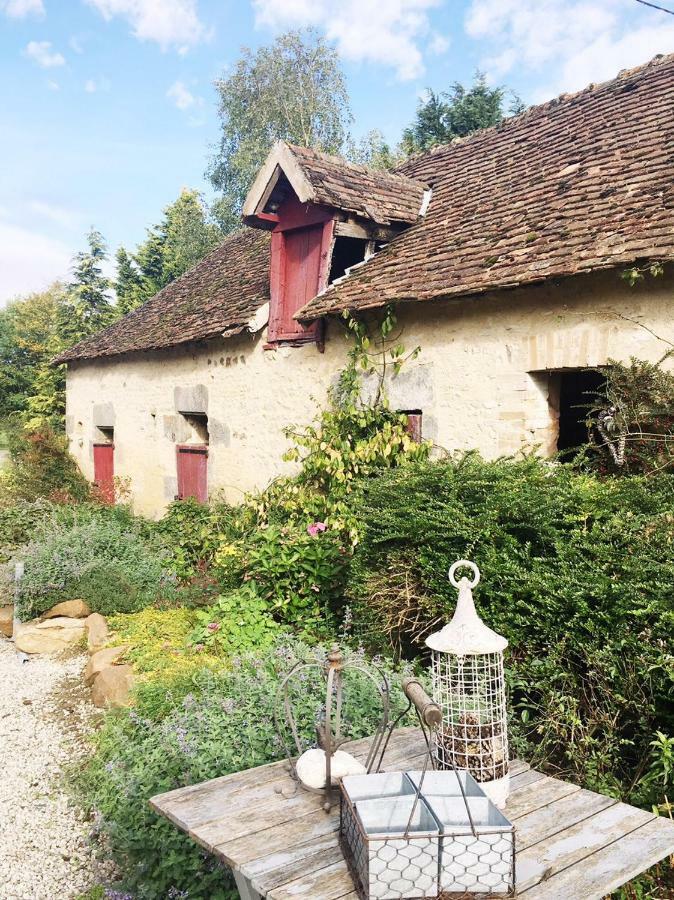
[242, 141, 429, 346]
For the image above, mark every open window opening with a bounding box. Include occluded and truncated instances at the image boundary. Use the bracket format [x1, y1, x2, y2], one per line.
[329, 237, 369, 283]
[556, 369, 605, 456]
[93, 427, 115, 504]
[400, 409, 423, 443]
[181, 413, 209, 445]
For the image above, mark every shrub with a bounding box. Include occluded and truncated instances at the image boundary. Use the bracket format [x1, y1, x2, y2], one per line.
[17, 513, 174, 620]
[156, 497, 250, 581]
[3, 425, 91, 502]
[78, 638, 414, 900]
[347, 454, 674, 809]
[240, 523, 350, 628]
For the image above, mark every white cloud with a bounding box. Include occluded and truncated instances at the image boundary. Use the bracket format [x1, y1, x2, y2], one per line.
[24, 40, 66, 68]
[85, 0, 208, 51]
[465, 0, 674, 99]
[29, 201, 80, 229]
[46, 78, 60, 90]
[166, 79, 201, 110]
[1, 0, 44, 19]
[0, 222, 72, 306]
[253, 0, 443, 81]
[69, 35, 85, 54]
[84, 76, 111, 93]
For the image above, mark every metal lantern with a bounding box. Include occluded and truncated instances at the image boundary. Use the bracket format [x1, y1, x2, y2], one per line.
[426, 560, 510, 807]
[275, 644, 390, 811]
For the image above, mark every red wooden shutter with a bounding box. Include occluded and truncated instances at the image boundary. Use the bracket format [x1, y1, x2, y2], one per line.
[270, 224, 324, 341]
[176, 446, 208, 503]
[404, 412, 423, 443]
[93, 443, 115, 504]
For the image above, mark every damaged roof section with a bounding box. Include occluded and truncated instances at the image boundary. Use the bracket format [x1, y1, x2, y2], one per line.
[243, 140, 429, 228]
[296, 53, 674, 321]
[55, 228, 271, 363]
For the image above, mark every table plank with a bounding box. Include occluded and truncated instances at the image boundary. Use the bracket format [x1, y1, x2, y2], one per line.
[521, 814, 674, 900]
[516, 801, 654, 893]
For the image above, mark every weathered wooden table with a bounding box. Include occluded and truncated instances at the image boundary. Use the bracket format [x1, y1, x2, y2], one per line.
[151, 727, 674, 900]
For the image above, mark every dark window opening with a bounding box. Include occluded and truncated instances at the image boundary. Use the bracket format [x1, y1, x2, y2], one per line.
[182, 413, 209, 445]
[401, 409, 423, 443]
[329, 237, 368, 284]
[556, 370, 605, 456]
[96, 426, 114, 443]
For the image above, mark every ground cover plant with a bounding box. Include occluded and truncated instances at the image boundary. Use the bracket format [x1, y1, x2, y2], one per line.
[77, 638, 415, 900]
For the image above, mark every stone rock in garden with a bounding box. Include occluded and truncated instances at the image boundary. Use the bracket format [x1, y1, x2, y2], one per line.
[14, 617, 86, 655]
[295, 748, 366, 790]
[90, 664, 133, 708]
[84, 613, 109, 653]
[0, 605, 13, 638]
[84, 645, 128, 686]
[42, 599, 92, 620]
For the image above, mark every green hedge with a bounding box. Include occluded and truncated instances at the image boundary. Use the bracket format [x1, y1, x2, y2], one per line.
[347, 455, 674, 806]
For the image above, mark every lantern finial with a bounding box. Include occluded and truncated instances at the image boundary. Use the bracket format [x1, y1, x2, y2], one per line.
[426, 560, 507, 655]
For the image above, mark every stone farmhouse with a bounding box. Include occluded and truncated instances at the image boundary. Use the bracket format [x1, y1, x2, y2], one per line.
[57, 55, 674, 517]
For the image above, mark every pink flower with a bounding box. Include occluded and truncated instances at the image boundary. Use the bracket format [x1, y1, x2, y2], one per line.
[307, 521, 327, 536]
[207, 622, 220, 632]
[194, 644, 205, 652]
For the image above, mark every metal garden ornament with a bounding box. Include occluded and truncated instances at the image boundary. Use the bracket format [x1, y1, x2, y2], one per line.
[426, 560, 510, 807]
[275, 644, 390, 811]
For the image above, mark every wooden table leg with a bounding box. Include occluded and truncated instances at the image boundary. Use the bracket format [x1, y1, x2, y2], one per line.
[233, 870, 263, 900]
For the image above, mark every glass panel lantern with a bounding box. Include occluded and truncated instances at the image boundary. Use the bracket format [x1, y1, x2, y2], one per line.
[425, 560, 510, 807]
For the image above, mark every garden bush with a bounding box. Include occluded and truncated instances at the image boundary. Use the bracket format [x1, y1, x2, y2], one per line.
[77, 638, 414, 900]
[16, 512, 175, 620]
[347, 454, 674, 810]
[189, 584, 282, 653]
[2, 425, 91, 502]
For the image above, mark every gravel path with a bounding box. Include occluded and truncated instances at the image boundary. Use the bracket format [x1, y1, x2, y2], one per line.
[0, 638, 115, 900]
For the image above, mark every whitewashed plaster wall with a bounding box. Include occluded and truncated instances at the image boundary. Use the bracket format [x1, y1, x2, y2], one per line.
[65, 269, 674, 516]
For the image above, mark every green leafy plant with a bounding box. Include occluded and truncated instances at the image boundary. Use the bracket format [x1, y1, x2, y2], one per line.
[189, 584, 280, 653]
[3, 425, 91, 502]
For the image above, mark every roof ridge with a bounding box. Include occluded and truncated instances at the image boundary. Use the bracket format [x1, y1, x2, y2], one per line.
[284, 141, 428, 188]
[397, 52, 674, 171]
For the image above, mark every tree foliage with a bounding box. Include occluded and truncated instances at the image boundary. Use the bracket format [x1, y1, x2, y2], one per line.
[402, 73, 522, 155]
[208, 29, 352, 231]
[0, 284, 63, 421]
[114, 189, 222, 314]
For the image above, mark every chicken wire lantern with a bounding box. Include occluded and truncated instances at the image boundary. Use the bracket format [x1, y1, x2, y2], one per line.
[426, 560, 510, 807]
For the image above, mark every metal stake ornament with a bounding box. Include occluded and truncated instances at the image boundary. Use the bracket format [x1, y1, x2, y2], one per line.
[274, 644, 390, 811]
[426, 560, 510, 807]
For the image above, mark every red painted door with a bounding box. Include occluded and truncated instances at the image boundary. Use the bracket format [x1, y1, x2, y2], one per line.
[275, 224, 324, 339]
[93, 443, 114, 504]
[177, 446, 208, 502]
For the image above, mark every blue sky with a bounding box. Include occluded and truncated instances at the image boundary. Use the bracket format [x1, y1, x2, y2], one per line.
[1, 0, 673, 305]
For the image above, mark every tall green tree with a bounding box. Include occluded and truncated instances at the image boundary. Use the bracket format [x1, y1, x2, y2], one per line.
[402, 73, 523, 155]
[208, 29, 352, 231]
[57, 228, 112, 346]
[0, 284, 63, 421]
[114, 189, 222, 315]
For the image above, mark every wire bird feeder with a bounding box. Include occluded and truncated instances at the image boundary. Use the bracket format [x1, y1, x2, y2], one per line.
[274, 644, 390, 811]
[426, 560, 510, 808]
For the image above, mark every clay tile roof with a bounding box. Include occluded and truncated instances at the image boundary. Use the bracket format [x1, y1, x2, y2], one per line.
[55, 228, 270, 363]
[284, 143, 429, 225]
[297, 53, 674, 321]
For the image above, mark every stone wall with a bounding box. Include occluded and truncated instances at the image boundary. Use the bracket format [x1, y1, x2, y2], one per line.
[65, 269, 674, 517]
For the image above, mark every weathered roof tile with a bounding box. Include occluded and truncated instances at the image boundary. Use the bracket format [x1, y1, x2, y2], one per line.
[297, 54, 674, 320]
